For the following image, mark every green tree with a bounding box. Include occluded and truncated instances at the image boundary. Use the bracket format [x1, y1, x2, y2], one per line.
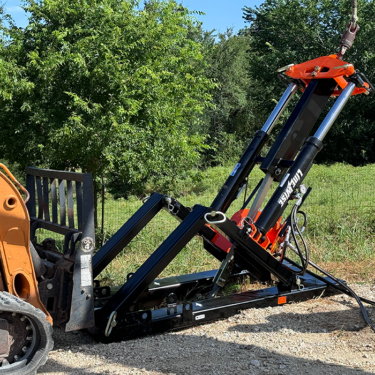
[0, 6, 34, 181]
[243, 0, 375, 165]
[0, 0, 213, 220]
[0, 7, 31, 108]
[189, 27, 255, 165]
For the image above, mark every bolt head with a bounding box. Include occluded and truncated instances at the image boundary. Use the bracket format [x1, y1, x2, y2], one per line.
[315, 66, 320, 71]
[47, 283, 53, 290]
[299, 184, 307, 194]
[311, 71, 317, 77]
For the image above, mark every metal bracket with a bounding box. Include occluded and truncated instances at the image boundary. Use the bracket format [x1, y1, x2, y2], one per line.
[105, 311, 117, 337]
[182, 302, 193, 326]
[295, 276, 305, 291]
[94, 286, 111, 299]
[277, 63, 295, 73]
[209, 247, 235, 298]
[204, 211, 226, 224]
[167, 293, 178, 315]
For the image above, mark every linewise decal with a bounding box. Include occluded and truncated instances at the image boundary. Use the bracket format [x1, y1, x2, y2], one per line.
[278, 169, 303, 207]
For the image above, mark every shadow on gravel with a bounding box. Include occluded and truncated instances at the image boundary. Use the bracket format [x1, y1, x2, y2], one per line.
[38, 324, 375, 375]
[39, 358, 106, 375]
[228, 304, 375, 334]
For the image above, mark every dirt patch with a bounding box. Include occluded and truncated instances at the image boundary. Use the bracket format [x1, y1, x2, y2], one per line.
[320, 261, 375, 283]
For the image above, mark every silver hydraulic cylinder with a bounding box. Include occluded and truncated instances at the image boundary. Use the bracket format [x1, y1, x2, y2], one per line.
[261, 82, 299, 134]
[314, 82, 356, 141]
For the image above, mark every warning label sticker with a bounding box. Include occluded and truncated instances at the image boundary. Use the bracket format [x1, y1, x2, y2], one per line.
[230, 163, 241, 177]
[81, 255, 92, 287]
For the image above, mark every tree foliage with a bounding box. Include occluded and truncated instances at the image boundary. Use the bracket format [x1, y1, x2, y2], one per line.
[0, 8, 31, 103]
[189, 28, 256, 165]
[243, 0, 375, 165]
[1, 0, 375, 204]
[0, 0, 213, 196]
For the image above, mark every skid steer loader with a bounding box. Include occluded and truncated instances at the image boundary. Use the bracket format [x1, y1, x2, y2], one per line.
[1, 2, 374, 373]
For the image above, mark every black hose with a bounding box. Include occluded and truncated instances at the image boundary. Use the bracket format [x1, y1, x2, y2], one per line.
[285, 256, 375, 308]
[285, 205, 375, 333]
[289, 205, 309, 275]
[308, 260, 375, 332]
[289, 256, 375, 332]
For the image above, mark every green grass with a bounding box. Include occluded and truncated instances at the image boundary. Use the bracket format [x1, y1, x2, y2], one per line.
[91, 162, 375, 285]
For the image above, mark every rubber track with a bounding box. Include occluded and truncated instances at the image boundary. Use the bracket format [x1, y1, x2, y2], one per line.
[0, 292, 54, 375]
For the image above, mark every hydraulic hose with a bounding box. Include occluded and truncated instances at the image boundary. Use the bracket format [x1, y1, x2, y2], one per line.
[289, 205, 309, 275]
[285, 205, 375, 333]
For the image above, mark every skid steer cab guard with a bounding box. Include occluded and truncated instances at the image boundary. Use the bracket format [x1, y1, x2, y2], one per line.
[25, 167, 96, 331]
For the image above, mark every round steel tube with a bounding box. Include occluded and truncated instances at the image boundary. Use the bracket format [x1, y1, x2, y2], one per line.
[261, 82, 299, 134]
[314, 82, 356, 141]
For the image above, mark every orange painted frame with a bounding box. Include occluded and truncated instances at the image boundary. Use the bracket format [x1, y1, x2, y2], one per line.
[0, 169, 52, 324]
[285, 55, 368, 96]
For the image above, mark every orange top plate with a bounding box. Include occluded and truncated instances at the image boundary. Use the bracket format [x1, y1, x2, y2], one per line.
[285, 55, 368, 96]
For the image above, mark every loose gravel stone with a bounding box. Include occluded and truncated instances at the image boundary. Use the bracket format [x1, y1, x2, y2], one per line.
[38, 284, 375, 374]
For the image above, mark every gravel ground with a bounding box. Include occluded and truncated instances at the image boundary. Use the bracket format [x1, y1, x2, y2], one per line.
[39, 284, 375, 375]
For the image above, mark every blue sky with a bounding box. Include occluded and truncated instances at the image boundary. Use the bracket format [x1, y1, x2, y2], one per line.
[3, 0, 263, 31]
[183, 0, 262, 32]
[3, 0, 28, 27]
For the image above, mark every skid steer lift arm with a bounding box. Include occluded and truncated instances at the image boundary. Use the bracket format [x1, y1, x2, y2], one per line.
[89, 49, 374, 340]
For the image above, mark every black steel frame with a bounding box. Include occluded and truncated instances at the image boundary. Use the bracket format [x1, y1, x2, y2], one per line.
[26, 167, 94, 255]
[27, 72, 366, 339]
[26, 167, 95, 331]
[89, 77, 354, 337]
[105, 266, 340, 341]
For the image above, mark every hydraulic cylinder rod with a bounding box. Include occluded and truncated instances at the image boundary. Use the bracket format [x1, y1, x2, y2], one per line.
[211, 83, 298, 212]
[261, 83, 299, 134]
[255, 82, 355, 235]
[314, 82, 355, 141]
